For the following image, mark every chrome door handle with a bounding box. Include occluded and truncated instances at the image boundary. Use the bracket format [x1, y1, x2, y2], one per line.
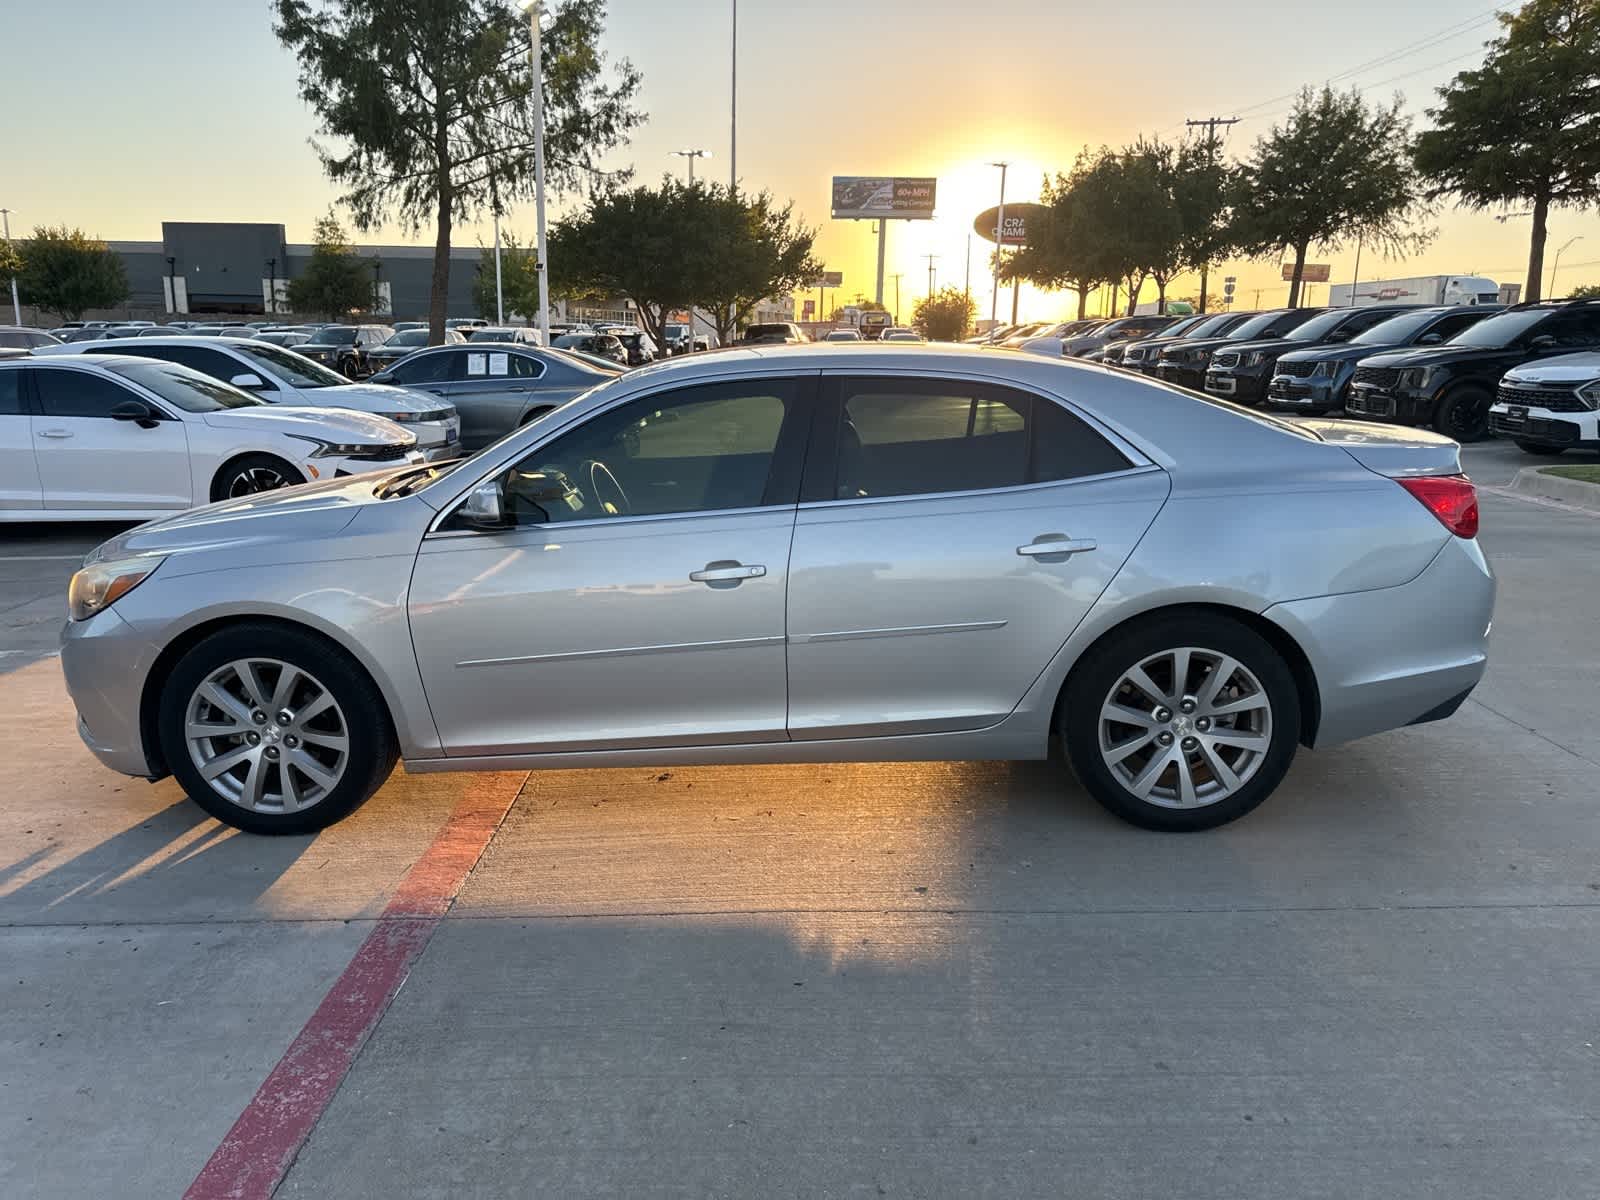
[37, 429, 73, 439]
[689, 562, 766, 582]
[1017, 535, 1096, 558]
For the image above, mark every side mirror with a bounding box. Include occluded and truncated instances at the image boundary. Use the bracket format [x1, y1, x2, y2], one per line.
[369, 371, 395, 385]
[1530, 335, 1558, 350]
[1417, 332, 1444, 345]
[1328, 329, 1352, 343]
[110, 399, 161, 429]
[229, 372, 267, 390]
[458, 478, 509, 529]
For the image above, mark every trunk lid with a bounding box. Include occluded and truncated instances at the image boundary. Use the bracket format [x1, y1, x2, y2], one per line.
[1296, 418, 1462, 478]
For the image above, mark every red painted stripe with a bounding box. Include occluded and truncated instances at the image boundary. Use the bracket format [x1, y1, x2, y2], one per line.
[184, 775, 524, 1200]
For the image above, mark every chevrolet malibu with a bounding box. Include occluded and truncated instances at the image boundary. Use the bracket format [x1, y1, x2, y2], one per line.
[61, 345, 1494, 835]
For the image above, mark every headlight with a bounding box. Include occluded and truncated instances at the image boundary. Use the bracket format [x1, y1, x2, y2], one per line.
[68, 556, 165, 622]
[289, 434, 414, 458]
[1576, 382, 1600, 411]
[1313, 361, 1334, 378]
[1399, 367, 1434, 389]
[1246, 351, 1269, 367]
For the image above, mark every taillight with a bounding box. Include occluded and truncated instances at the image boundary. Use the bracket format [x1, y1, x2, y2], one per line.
[1398, 474, 1479, 538]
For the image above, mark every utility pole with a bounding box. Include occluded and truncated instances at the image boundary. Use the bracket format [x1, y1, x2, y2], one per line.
[964, 233, 972, 307]
[890, 272, 904, 324]
[671, 148, 710, 185]
[0, 209, 19, 326]
[1185, 116, 1238, 313]
[729, 0, 737, 190]
[924, 254, 939, 305]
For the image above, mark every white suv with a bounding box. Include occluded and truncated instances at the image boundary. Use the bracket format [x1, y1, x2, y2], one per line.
[37, 336, 462, 459]
[1489, 351, 1600, 455]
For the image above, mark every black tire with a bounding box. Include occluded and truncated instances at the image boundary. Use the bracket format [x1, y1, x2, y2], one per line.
[1515, 441, 1567, 456]
[1059, 612, 1302, 832]
[1433, 385, 1492, 442]
[158, 623, 397, 835]
[211, 454, 305, 502]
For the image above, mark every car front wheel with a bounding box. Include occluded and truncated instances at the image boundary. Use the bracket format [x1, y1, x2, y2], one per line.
[1434, 385, 1491, 442]
[212, 454, 305, 501]
[1060, 613, 1301, 831]
[158, 624, 397, 834]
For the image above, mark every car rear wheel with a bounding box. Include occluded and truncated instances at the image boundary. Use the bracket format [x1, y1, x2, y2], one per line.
[1060, 613, 1301, 831]
[1433, 385, 1491, 442]
[158, 624, 397, 834]
[211, 454, 305, 501]
[1515, 441, 1566, 456]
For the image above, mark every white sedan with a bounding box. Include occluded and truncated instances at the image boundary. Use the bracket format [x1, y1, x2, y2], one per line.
[0, 356, 420, 521]
[37, 336, 462, 459]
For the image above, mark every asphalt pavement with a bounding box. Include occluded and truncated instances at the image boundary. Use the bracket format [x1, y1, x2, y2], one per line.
[2, 439, 1598, 1199]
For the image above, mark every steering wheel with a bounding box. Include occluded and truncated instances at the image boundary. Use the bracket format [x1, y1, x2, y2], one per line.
[585, 460, 631, 517]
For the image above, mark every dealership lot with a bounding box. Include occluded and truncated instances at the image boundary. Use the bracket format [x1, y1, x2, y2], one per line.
[2, 440, 1598, 1198]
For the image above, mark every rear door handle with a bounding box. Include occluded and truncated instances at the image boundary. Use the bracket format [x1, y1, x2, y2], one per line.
[37, 429, 73, 439]
[1017, 535, 1096, 558]
[690, 562, 766, 583]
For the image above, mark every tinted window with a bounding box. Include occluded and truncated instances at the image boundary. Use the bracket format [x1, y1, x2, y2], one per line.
[102, 361, 264, 412]
[34, 368, 139, 417]
[230, 341, 347, 388]
[98, 343, 259, 386]
[311, 327, 359, 345]
[1448, 309, 1553, 347]
[389, 350, 456, 385]
[1535, 309, 1600, 347]
[1350, 308, 1447, 345]
[1344, 306, 1417, 334]
[494, 379, 801, 525]
[1428, 310, 1494, 340]
[0, 369, 21, 415]
[832, 380, 1128, 500]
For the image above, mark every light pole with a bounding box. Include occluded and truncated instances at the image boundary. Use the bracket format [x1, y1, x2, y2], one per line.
[988, 162, 1008, 329]
[520, 0, 551, 348]
[924, 254, 938, 304]
[890, 273, 903, 324]
[0, 209, 19, 325]
[1549, 235, 1583, 298]
[490, 170, 504, 325]
[729, 0, 737, 190]
[671, 149, 711, 185]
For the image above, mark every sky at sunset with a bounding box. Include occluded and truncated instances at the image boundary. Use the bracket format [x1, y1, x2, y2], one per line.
[9, 0, 1600, 319]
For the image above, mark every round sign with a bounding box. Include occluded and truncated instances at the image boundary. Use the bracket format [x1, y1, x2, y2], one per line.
[973, 202, 1047, 247]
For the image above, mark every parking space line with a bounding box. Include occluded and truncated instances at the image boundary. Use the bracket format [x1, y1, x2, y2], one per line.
[183, 772, 527, 1200]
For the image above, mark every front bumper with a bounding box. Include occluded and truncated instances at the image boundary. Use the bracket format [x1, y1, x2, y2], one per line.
[62, 607, 159, 778]
[1488, 404, 1599, 447]
[1155, 361, 1206, 390]
[1204, 365, 1269, 404]
[1344, 383, 1437, 425]
[1265, 375, 1341, 412]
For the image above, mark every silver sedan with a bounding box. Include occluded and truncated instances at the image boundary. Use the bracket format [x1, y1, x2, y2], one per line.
[61, 345, 1493, 835]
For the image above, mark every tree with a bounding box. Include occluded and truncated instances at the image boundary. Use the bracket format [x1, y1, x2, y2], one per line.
[1001, 158, 1111, 319]
[1414, 0, 1600, 303]
[913, 286, 976, 341]
[287, 214, 375, 321]
[1568, 282, 1600, 298]
[0, 238, 21, 283]
[1232, 87, 1431, 307]
[15, 226, 130, 321]
[472, 230, 542, 320]
[274, 0, 642, 342]
[1172, 136, 1235, 312]
[695, 188, 820, 344]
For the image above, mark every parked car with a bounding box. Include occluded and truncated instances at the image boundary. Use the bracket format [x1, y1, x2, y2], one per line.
[1266, 306, 1504, 415]
[1062, 314, 1181, 358]
[62, 327, 116, 343]
[998, 322, 1057, 347]
[823, 329, 864, 342]
[446, 318, 489, 331]
[1203, 305, 1427, 406]
[743, 322, 808, 345]
[1345, 298, 1600, 440]
[365, 327, 467, 374]
[1489, 351, 1600, 454]
[0, 355, 417, 521]
[297, 324, 395, 378]
[1098, 314, 1211, 367]
[0, 326, 61, 350]
[60, 344, 1493, 836]
[392, 321, 428, 333]
[614, 329, 656, 366]
[1155, 309, 1320, 391]
[881, 328, 924, 343]
[1118, 312, 1252, 374]
[551, 331, 628, 364]
[469, 326, 542, 346]
[368, 343, 617, 449]
[39, 337, 462, 458]
[254, 331, 314, 348]
[665, 322, 714, 354]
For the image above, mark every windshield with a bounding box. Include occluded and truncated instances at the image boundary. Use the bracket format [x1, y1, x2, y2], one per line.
[231, 340, 349, 388]
[384, 329, 429, 346]
[469, 328, 519, 341]
[1283, 309, 1356, 342]
[105, 360, 265, 412]
[1226, 312, 1289, 340]
[309, 326, 359, 346]
[1446, 308, 1551, 348]
[1350, 308, 1446, 346]
[1178, 313, 1238, 338]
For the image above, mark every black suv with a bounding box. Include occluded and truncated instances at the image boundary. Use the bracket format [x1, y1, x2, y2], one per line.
[1265, 305, 1503, 415]
[1120, 311, 1253, 374]
[1099, 313, 1209, 366]
[298, 324, 394, 378]
[1344, 298, 1600, 440]
[1155, 309, 1320, 391]
[1204, 305, 1425, 406]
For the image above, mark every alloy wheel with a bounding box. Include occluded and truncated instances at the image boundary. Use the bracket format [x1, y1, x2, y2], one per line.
[183, 658, 350, 813]
[1097, 646, 1274, 810]
[227, 466, 292, 497]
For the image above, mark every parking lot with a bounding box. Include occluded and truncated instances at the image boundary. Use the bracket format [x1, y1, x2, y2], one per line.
[2, 439, 1597, 1198]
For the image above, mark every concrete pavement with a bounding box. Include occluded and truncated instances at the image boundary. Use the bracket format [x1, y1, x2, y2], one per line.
[3, 445, 1598, 1198]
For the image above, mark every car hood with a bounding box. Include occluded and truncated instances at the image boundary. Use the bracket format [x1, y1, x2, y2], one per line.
[201, 405, 412, 444]
[295, 382, 443, 414]
[1502, 351, 1600, 386]
[84, 468, 416, 565]
[1356, 344, 1505, 370]
[1215, 337, 1308, 359]
[1158, 336, 1234, 356]
[1277, 342, 1401, 367]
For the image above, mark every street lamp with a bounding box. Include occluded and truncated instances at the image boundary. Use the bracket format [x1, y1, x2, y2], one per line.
[988, 162, 1008, 329]
[0, 208, 19, 325]
[670, 149, 711, 185]
[519, 0, 551, 348]
[1549, 235, 1583, 298]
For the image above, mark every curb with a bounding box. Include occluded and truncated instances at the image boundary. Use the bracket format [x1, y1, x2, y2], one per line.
[1511, 466, 1600, 512]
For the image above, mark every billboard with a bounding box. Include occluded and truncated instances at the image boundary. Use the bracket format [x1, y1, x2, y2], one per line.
[831, 176, 937, 220]
[1283, 262, 1332, 282]
[973, 202, 1048, 247]
[809, 270, 844, 288]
